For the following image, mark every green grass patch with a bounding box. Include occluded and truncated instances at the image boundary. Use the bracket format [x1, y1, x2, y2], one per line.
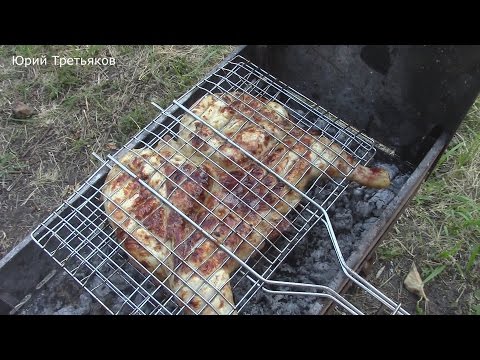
[415, 302, 426, 315]
[422, 264, 447, 284]
[14, 82, 32, 101]
[0, 151, 26, 177]
[117, 106, 156, 143]
[61, 85, 105, 111]
[377, 245, 403, 260]
[70, 138, 90, 153]
[473, 304, 480, 315]
[438, 242, 462, 261]
[0, 46, 7, 57]
[11, 45, 50, 58]
[70, 45, 105, 59]
[466, 245, 480, 273]
[46, 66, 83, 100]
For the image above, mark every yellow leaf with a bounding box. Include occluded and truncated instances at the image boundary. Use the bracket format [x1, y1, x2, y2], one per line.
[404, 262, 428, 301]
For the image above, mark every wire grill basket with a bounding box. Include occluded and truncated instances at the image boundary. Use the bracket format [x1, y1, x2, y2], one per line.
[31, 55, 408, 315]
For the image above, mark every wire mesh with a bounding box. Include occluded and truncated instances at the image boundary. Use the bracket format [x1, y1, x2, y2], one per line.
[31, 55, 405, 315]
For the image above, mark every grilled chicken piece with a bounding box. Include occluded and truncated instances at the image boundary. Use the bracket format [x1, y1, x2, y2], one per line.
[102, 93, 390, 314]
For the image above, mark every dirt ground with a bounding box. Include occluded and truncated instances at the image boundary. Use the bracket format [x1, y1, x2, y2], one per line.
[1, 45, 478, 315]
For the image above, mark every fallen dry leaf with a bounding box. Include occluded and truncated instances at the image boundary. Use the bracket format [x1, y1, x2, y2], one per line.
[12, 101, 35, 119]
[375, 265, 386, 279]
[404, 262, 428, 301]
[106, 142, 118, 151]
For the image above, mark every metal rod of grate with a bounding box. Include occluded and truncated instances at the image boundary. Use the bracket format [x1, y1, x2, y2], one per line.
[103, 153, 364, 314]
[30, 55, 408, 315]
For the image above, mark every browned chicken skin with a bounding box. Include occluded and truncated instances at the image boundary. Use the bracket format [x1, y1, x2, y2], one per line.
[102, 93, 390, 314]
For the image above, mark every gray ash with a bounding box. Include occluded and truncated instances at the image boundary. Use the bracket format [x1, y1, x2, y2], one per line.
[18, 271, 106, 315]
[237, 160, 409, 315]
[18, 258, 168, 315]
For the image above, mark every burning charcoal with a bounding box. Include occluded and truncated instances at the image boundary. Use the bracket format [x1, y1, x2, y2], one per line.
[352, 187, 364, 200]
[321, 269, 338, 283]
[248, 306, 264, 315]
[297, 275, 310, 284]
[316, 117, 329, 129]
[354, 201, 375, 218]
[391, 174, 409, 192]
[90, 277, 112, 299]
[338, 233, 354, 249]
[334, 131, 349, 144]
[309, 272, 326, 285]
[272, 295, 284, 304]
[353, 223, 364, 237]
[362, 217, 379, 231]
[311, 248, 326, 260]
[284, 302, 301, 315]
[90, 302, 107, 314]
[79, 293, 93, 309]
[313, 262, 330, 273]
[333, 207, 353, 231]
[372, 208, 383, 217]
[309, 227, 326, 241]
[279, 263, 297, 275]
[370, 189, 395, 210]
[54, 303, 90, 315]
[108, 273, 132, 292]
[54, 300, 63, 311]
[239, 156, 406, 314]
[110, 300, 126, 314]
[54, 305, 78, 315]
[294, 217, 307, 228]
[326, 126, 338, 137]
[308, 302, 323, 315]
[336, 195, 349, 209]
[298, 266, 309, 276]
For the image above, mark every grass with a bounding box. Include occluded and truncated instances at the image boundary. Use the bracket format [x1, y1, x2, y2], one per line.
[0, 45, 234, 258]
[0, 128, 29, 183]
[117, 106, 156, 144]
[0, 151, 25, 178]
[370, 97, 480, 315]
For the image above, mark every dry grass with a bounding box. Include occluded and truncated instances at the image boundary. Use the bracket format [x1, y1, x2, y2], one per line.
[0, 45, 234, 257]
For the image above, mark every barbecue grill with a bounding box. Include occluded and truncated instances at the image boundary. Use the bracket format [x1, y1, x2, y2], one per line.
[1, 45, 479, 315]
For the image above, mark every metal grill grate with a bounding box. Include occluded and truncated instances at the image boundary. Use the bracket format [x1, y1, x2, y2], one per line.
[31, 55, 407, 315]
